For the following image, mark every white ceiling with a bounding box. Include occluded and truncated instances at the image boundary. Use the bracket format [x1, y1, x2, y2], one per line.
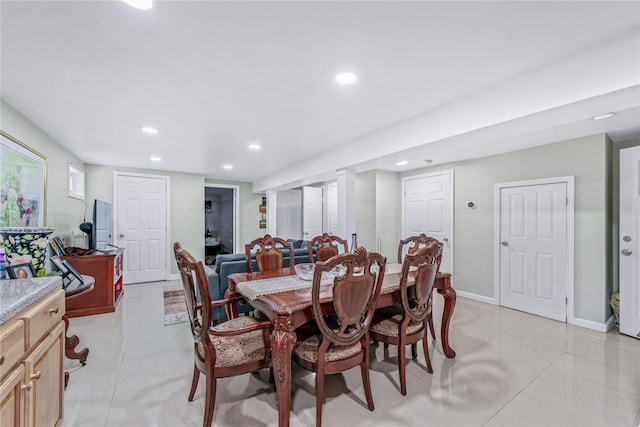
[1, 1, 639, 192]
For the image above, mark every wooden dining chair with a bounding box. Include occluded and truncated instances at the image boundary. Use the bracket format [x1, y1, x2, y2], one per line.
[397, 233, 443, 339]
[397, 233, 442, 264]
[245, 234, 295, 274]
[307, 233, 349, 262]
[292, 247, 387, 427]
[370, 242, 442, 395]
[173, 242, 273, 427]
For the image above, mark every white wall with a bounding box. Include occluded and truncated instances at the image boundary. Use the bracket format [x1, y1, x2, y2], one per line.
[1, 99, 87, 246]
[401, 133, 612, 323]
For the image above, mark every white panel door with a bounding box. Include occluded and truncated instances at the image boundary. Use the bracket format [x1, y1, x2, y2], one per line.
[620, 146, 640, 339]
[327, 183, 339, 236]
[116, 174, 167, 284]
[403, 171, 453, 273]
[303, 186, 323, 240]
[499, 182, 567, 321]
[276, 190, 302, 240]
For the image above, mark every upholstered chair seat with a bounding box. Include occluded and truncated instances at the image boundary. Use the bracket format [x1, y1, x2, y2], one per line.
[371, 304, 424, 337]
[197, 316, 268, 368]
[293, 334, 362, 363]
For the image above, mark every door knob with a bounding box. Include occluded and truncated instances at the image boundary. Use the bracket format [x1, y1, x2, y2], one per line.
[442, 237, 449, 242]
[501, 241, 509, 246]
[119, 233, 125, 238]
[621, 249, 632, 256]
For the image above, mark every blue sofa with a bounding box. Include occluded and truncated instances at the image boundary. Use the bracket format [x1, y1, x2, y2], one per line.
[204, 239, 314, 320]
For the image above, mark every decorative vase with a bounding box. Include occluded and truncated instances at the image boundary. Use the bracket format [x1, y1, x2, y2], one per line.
[0, 227, 55, 277]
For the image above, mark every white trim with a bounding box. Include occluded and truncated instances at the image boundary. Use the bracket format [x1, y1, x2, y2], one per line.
[168, 273, 180, 281]
[205, 183, 240, 254]
[494, 175, 575, 323]
[456, 290, 498, 305]
[113, 171, 171, 281]
[570, 315, 613, 333]
[401, 169, 454, 275]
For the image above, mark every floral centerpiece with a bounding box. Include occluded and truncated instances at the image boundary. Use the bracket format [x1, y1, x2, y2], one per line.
[0, 227, 54, 277]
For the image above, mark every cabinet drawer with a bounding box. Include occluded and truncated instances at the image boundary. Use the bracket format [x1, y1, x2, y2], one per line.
[0, 318, 25, 379]
[22, 289, 65, 348]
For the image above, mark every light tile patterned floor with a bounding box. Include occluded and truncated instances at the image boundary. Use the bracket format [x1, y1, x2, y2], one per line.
[62, 280, 640, 427]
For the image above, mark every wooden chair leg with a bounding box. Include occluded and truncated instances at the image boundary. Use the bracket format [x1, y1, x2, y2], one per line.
[188, 364, 199, 401]
[422, 335, 433, 374]
[361, 338, 375, 411]
[203, 375, 217, 427]
[398, 339, 407, 396]
[315, 364, 325, 427]
[428, 312, 436, 340]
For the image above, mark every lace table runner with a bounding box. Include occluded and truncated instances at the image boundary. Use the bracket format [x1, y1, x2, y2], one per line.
[237, 263, 405, 301]
[237, 275, 339, 301]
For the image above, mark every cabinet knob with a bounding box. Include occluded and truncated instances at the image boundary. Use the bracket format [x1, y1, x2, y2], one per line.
[48, 307, 59, 314]
[30, 371, 41, 381]
[21, 382, 33, 391]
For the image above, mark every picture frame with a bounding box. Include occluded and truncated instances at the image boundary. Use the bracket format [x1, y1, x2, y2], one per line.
[50, 256, 84, 287]
[0, 131, 48, 227]
[7, 262, 37, 279]
[62, 259, 84, 284]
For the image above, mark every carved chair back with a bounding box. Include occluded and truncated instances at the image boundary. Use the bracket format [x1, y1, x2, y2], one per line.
[399, 242, 443, 323]
[245, 234, 295, 274]
[308, 233, 349, 263]
[173, 242, 211, 351]
[397, 233, 443, 265]
[312, 247, 387, 352]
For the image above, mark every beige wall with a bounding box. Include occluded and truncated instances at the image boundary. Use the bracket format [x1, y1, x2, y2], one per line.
[401, 133, 612, 323]
[1, 99, 87, 245]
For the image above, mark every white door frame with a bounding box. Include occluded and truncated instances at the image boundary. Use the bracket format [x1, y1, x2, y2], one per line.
[494, 176, 575, 323]
[205, 183, 240, 254]
[401, 169, 454, 274]
[113, 171, 171, 281]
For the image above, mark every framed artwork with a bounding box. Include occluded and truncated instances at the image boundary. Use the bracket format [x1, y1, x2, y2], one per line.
[0, 131, 47, 227]
[7, 262, 36, 279]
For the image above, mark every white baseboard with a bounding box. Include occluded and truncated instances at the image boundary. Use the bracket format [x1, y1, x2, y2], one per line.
[455, 290, 497, 305]
[569, 315, 613, 332]
[168, 273, 180, 281]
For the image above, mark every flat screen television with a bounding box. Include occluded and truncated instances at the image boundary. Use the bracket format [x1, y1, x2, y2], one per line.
[92, 199, 113, 250]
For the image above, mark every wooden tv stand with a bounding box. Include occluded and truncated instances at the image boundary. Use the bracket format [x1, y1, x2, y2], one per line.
[62, 248, 124, 317]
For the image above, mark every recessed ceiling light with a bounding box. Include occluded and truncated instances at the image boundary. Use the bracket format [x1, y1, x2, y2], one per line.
[591, 113, 615, 121]
[123, 0, 153, 10]
[248, 143, 261, 151]
[141, 126, 159, 134]
[149, 156, 162, 162]
[223, 164, 233, 170]
[396, 160, 408, 166]
[335, 72, 358, 85]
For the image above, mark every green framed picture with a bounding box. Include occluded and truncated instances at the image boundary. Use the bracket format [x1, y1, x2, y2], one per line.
[0, 131, 47, 227]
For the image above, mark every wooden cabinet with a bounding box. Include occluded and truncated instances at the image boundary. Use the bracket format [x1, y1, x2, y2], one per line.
[63, 248, 124, 317]
[0, 288, 65, 427]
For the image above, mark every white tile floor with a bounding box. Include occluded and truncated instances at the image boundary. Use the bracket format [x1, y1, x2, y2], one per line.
[62, 280, 640, 427]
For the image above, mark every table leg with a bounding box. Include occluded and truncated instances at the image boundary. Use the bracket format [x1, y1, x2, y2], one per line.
[63, 315, 89, 365]
[271, 317, 296, 427]
[437, 286, 457, 358]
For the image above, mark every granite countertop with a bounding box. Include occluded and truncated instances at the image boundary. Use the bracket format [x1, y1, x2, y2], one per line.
[0, 276, 63, 324]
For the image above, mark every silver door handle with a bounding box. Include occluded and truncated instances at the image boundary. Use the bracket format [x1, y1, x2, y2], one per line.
[501, 241, 509, 246]
[119, 233, 125, 238]
[442, 237, 449, 242]
[621, 249, 632, 256]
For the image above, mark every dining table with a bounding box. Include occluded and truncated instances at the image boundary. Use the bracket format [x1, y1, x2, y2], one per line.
[225, 263, 456, 427]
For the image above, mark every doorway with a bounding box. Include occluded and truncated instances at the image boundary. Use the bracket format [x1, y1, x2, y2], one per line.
[114, 172, 169, 284]
[619, 146, 640, 338]
[402, 170, 454, 274]
[495, 176, 574, 322]
[303, 186, 323, 240]
[204, 185, 238, 264]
